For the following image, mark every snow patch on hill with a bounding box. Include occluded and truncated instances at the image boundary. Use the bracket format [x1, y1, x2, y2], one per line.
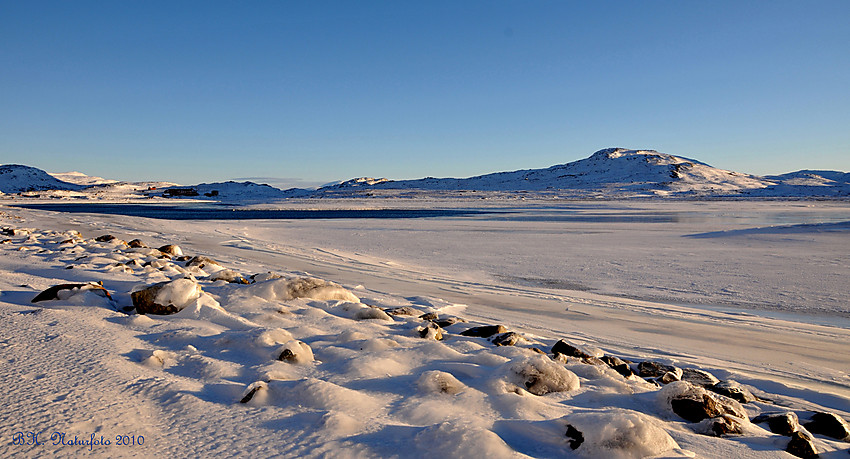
[0, 164, 85, 194]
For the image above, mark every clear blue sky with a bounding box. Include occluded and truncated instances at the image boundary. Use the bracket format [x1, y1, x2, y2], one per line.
[2, 1, 849, 187]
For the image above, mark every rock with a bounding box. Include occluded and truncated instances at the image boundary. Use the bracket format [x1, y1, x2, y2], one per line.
[239, 381, 268, 404]
[31, 282, 113, 303]
[185, 255, 220, 269]
[565, 424, 585, 450]
[491, 332, 523, 346]
[582, 356, 606, 366]
[460, 325, 507, 338]
[664, 382, 747, 423]
[276, 340, 314, 364]
[682, 368, 720, 387]
[95, 234, 117, 242]
[638, 361, 682, 379]
[416, 323, 444, 340]
[698, 415, 745, 436]
[753, 412, 800, 436]
[805, 412, 850, 441]
[671, 393, 724, 423]
[1, 239, 11, 244]
[551, 339, 593, 359]
[128, 239, 148, 248]
[418, 312, 439, 321]
[249, 272, 282, 283]
[209, 269, 249, 284]
[506, 355, 580, 395]
[157, 244, 183, 257]
[601, 355, 635, 378]
[710, 380, 757, 403]
[432, 316, 466, 328]
[786, 430, 819, 458]
[131, 279, 202, 315]
[417, 370, 466, 395]
[384, 306, 420, 316]
[659, 371, 682, 384]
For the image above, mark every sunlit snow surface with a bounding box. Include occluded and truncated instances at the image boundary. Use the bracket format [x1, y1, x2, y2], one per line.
[2, 197, 849, 458]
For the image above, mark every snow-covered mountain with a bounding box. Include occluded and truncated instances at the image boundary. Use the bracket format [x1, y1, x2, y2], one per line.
[319, 148, 776, 196]
[49, 170, 118, 186]
[3, 149, 849, 199]
[0, 164, 86, 194]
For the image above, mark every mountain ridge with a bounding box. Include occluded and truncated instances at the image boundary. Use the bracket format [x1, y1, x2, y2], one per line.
[2, 148, 848, 199]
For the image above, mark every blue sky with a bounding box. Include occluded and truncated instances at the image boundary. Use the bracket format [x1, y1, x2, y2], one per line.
[2, 1, 848, 187]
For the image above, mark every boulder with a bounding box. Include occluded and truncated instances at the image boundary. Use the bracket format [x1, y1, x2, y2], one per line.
[663, 381, 747, 423]
[461, 325, 507, 338]
[209, 269, 249, 284]
[565, 424, 584, 450]
[551, 339, 593, 359]
[31, 282, 113, 303]
[639, 361, 682, 379]
[95, 234, 116, 242]
[710, 380, 757, 403]
[131, 279, 202, 315]
[505, 355, 580, 395]
[491, 332, 523, 347]
[786, 430, 819, 458]
[276, 340, 314, 364]
[601, 355, 635, 378]
[432, 316, 466, 328]
[418, 312, 439, 321]
[128, 239, 148, 248]
[697, 415, 745, 436]
[753, 412, 801, 437]
[239, 381, 268, 404]
[682, 368, 720, 387]
[157, 244, 183, 257]
[384, 306, 420, 316]
[185, 255, 220, 269]
[417, 370, 466, 395]
[804, 412, 850, 441]
[416, 323, 444, 340]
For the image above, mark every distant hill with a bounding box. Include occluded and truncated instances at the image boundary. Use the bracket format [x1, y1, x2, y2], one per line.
[0, 164, 86, 194]
[3, 150, 849, 199]
[315, 148, 849, 198]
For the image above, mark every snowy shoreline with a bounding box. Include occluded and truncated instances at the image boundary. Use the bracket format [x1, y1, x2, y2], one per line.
[2, 199, 850, 458]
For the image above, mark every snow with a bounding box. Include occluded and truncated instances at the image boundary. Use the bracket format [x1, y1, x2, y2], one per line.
[2, 152, 850, 457]
[2, 197, 850, 457]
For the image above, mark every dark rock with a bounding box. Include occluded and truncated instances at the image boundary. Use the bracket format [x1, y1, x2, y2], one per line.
[710, 380, 757, 403]
[128, 239, 148, 248]
[565, 424, 584, 450]
[31, 282, 113, 303]
[753, 412, 800, 436]
[131, 282, 182, 315]
[385, 306, 419, 316]
[185, 255, 220, 269]
[672, 393, 724, 423]
[786, 430, 819, 458]
[492, 332, 523, 347]
[659, 371, 682, 384]
[601, 355, 635, 378]
[638, 361, 681, 378]
[461, 325, 507, 338]
[580, 356, 604, 366]
[432, 316, 466, 328]
[682, 368, 720, 387]
[239, 382, 267, 404]
[416, 323, 444, 340]
[1, 238, 11, 244]
[805, 412, 850, 441]
[157, 244, 183, 256]
[278, 349, 296, 362]
[95, 234, 116, 242]
[551, 339, 592, 359]
[418, 312, 439, 321]
[700, 415, 745, 436]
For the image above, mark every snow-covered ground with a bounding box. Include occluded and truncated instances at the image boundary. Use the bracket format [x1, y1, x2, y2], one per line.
[2, 197, 850, 458]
